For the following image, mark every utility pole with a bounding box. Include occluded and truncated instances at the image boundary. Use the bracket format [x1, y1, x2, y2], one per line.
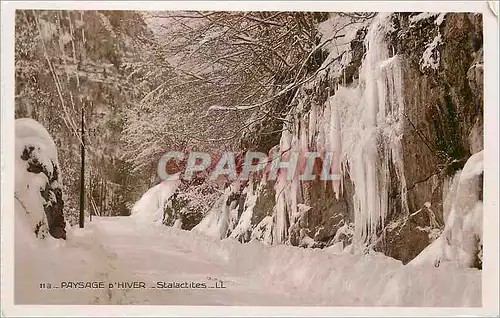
[79, 101, 85, 228]
[89, 170, 92, 222]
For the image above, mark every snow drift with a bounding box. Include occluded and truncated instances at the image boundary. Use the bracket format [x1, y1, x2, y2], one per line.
[15, 214, 482, 306]
[15, 210, 138, 304]
[136, 218, 481, 306]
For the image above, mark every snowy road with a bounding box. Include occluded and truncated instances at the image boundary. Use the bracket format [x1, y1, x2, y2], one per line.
[15, 214, 482, 306]
[91, 217, 305, 306]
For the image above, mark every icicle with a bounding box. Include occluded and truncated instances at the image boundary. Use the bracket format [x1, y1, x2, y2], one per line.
[269, 13, 408, 247]
[326, 89, 342, 200]
[273, 120, 292, 244]
[308, 102, 317, 147]
[329, 13, 408, 246]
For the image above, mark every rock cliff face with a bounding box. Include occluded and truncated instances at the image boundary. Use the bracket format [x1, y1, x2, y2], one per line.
[378, 13, 483, 262]
[193, 12, 483, 267]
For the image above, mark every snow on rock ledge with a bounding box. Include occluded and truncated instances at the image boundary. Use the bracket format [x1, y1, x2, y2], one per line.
[410, 150, 483, 268]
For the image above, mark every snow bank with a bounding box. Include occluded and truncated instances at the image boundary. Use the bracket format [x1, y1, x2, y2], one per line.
[147, 222, 481, 306]
[15, 205, 137, 304]
[130, 179, 181, 224]
[15, 210, 481, 306]
[251, 245, 480, 307]
[13, 119, 118, 303]
[15, 118, 61, 239]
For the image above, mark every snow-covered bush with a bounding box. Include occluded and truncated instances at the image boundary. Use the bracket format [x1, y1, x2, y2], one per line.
[15, 118, 66, 239]
[191, 182, 243, 239]
[192, 178, 274, 243]
[130, 179, 181, 224]
[163, 180, 221, 230]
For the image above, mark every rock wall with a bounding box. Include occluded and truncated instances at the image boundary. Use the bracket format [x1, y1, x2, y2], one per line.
[309, 12, 482, 264]
[189, 12, 483, 267]
[378, 13, 483, 262]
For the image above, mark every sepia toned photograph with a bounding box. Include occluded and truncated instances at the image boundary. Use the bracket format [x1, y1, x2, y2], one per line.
[2, 1, 497, 315]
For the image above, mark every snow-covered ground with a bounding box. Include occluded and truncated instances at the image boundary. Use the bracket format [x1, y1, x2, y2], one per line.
[15, 214, 481, 306]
